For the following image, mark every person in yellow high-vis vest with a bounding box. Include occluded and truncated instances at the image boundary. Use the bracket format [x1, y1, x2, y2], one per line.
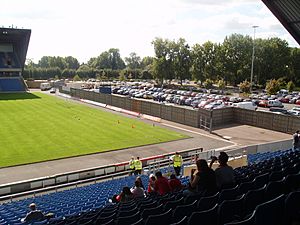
[134, 157, 142, 175]
[129, 156, 135, 175]
[171, 152, 183, 176]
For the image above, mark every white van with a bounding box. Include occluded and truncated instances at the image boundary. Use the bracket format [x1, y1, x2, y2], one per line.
[40, 82, 51, 91]
[232, 101, 257, 110]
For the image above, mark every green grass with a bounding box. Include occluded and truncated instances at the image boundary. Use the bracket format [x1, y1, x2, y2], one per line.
[0, 93, 188, 167]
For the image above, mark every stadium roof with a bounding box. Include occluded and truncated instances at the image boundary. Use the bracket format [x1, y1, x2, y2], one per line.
[0, 28, 31, 69]
[262, 0, 300, 45]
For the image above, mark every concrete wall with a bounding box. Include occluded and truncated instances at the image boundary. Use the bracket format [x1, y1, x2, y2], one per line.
[67, 88, 300, 134]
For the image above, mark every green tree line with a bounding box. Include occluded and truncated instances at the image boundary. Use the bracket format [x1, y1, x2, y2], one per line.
[24, 33, 300, 87]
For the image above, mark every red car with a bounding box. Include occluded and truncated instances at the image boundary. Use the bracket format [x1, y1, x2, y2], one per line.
[296, 100, 300, 105]
[279, 97, 290, 103]
[258, 100, 268, 107]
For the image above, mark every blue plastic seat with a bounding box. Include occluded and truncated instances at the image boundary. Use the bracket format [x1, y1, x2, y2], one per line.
[144, 208, 172, 225]
[188, 204, 218, 225]
[284, 191, 300, 225]
[254, 194, 285, 225]
[218, 195, 244, 225]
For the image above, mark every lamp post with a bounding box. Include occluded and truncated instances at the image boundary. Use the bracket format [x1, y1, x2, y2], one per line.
[250, 25, 259, 92]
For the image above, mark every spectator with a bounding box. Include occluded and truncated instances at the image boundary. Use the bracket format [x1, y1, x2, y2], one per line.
[184, 159, 217, 196]
[293, 130, 299, 150]
[210, 152, 235, 189]
[131, 180, 145, 199]
[169, 174, 183, 192]
[21, 203, 45, 223]
[136, 176, 145, 189]
[147, 174, 156, 194]
[154, 171, 171, 195]
[118, 186, 134, 203]
[134, 157, 142, 175]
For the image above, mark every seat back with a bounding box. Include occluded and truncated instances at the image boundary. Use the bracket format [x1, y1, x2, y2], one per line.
[116, 211, 141, 225]
[264, 180, 285, 201]
[141, 204, 163, 220]
[170, 216, 188, 225]
[197, 192, 219, 211]
[253, 173, 269, 189]
[188, 204, 218, 225]
[243, 186, 265, 216]
[172, 200, 197, 221]
[219, 186, 239, 203]
[218, 195, 244, 225]
[284, 191, 300, 225]
[254, 194, 285, 225]
[144, 208, 172, 225]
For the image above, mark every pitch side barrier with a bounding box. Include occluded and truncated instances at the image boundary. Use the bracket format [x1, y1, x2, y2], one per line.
[0, 147, 214, 201]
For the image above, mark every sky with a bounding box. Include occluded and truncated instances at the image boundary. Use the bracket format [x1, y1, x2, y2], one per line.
[1, 0, 299, 64]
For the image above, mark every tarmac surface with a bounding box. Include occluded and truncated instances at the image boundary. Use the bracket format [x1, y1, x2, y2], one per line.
[0, 91, 292, 185]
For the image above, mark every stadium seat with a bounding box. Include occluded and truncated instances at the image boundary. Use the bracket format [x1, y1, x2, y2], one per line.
[188, 204, 218, 225]
[118, 207, 139, 217]
[254, 194, 285, 225]
[285, 173, 300, 192]
[116, 211, 141, 225]
[224, 211, 255, 225]
[218, 186, 239, 203]
[144, 208, 172, 225]
[197, 192, 219, 211]
[170, 216, 188, 225]
[218, 195, 245, 225]
[252, 173, 269, 189]
[284, 191, 300, 225]
[264, 179, 285, 201]
[163, 197, 184, 210]
[238, 181, 253, 194]
[172, 200, 197, 221]
[268, 170, 284, 182]
[141, 203, 163, 220]
[243, 185, 265, 217]
[183, 193, 202, 204]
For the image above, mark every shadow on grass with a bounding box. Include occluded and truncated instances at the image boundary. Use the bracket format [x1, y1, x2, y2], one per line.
[0, 92, 41, 101]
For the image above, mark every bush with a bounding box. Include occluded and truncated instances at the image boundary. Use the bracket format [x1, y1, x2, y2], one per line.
[203, 79, 214, 89]
[266, 79, 281, 95]
[239, 80, 251, 93]
[73, 74, 81, 81]
[287, 81, 295, 92]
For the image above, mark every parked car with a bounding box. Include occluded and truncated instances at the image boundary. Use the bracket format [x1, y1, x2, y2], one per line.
[267, 100, 284, 108]
[269, 107, 288, 115]
[232, 101, 257, 110]
[258, 100, 268, 107]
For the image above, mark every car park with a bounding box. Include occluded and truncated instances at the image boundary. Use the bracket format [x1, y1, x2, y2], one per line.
[232, 101, 257, 110]
[267, 100, 284, 108]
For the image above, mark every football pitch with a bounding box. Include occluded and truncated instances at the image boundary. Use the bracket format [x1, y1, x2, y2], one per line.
[0, 92, 188, 167]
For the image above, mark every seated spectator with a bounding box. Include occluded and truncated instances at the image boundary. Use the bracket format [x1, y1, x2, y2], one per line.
[154, 171, 171, 195]
[147, 174, 156, 194]
[21, 203, 45, 223]
[117, 186, 134, 203]
[169, 174, 183, 192]
[184, 159, 217, 196]
[136, 176, 145, 190]
[210, 152, 235, 189]
[131, 180, 145, 199]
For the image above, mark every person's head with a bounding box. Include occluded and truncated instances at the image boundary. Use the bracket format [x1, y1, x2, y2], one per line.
[122, 186, 132, 195]
[296, 130, 299, 134]
[149, 174, 156, 181]
[170, 174, 176, 179]
[218, 152, 229, 166]
[155, 171, 162, 178]
[134, 180, 141, 188]
[131, 156, 134, 160]
[175, 152, 179, 155]
[196, 159, 209, 172]
[29, 203, 36, 211]
[137, 156, 140, 160]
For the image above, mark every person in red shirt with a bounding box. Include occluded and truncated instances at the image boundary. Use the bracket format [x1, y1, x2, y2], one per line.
[168, 174, 183, 192]
[154, 171, 170, 195]
[147, 174, 156, 194]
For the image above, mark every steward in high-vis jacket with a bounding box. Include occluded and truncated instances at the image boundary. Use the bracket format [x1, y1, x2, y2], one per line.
[134, 157, 142, 175]
[171, 152, 183, 176]
[129, 156, 135, 175]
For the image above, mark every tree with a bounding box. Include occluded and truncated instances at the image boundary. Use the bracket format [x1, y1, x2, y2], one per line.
[125, 52, 141, 70]
[287, 81, 295, 92]
[173, 38, 191, 84]
[88, 48, 125, 70]
[152, 38, 174, 84]
[191, 44, 205, 83]
[266, 79, 281, 95]
[239, 80, 251, 93]
[73, 74, 81, 81]
[65, 56, 80, 70]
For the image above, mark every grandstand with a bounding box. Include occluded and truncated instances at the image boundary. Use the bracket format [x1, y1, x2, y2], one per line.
[0, 27, 30, 92]
[0, 148, 299, 225]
